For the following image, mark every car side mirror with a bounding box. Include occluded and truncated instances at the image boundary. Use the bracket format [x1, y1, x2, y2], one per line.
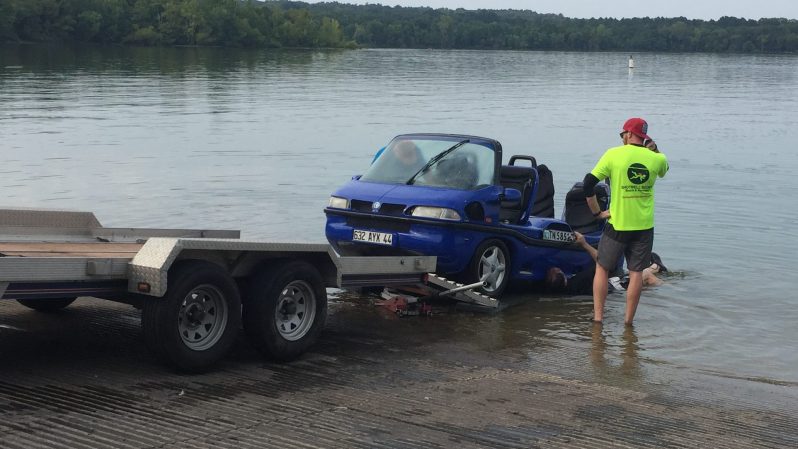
[501, 187, 522, 208]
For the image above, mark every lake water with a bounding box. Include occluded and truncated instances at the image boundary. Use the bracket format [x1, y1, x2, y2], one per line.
[1, 44, 797, 388]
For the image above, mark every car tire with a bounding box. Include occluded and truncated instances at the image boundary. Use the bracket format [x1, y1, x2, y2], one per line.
[243, 261, 327, 362]
[16, 298, 77, 313]
[468, 239, 510, 297]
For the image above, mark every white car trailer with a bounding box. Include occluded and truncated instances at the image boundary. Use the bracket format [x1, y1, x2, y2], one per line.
[0, 208, 446, 372]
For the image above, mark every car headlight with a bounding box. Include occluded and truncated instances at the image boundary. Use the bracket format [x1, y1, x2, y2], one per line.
[411, 206, 462, 221]
[328, 196, 349, 209]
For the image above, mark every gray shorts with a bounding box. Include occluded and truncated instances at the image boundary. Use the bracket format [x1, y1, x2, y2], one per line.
[596, 223, 654, 272]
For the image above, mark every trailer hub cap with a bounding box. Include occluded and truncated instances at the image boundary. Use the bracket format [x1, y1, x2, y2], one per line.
[178, 285, 228, 351]
[185, 303, 207, 324]
[275, 280, 317, 342]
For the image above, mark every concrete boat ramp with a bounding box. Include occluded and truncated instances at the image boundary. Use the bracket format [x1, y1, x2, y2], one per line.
[1, 297, 796, 449]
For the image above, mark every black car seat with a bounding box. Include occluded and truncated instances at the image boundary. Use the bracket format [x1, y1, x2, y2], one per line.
[563, 181, 610, 234]
[531, 164, 555, 218]
[499, 156, 538, 224]
[436, 153, 479, 190]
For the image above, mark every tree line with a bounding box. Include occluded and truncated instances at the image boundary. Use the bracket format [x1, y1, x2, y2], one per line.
[2, 0, 797, 53]
[0, 0, 353, 48]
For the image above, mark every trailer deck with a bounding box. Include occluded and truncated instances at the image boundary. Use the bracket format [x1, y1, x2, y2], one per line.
[0, 208, 444, 372]
[0, 242, 143, 257]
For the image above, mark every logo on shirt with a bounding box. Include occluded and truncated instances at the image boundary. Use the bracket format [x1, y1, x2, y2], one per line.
[627, 163, 650, 184]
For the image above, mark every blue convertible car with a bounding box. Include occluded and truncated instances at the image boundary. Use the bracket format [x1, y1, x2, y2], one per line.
[325, 133, 610, 297]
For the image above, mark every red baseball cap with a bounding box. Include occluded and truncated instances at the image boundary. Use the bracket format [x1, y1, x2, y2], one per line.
[622, 117, 651, 141]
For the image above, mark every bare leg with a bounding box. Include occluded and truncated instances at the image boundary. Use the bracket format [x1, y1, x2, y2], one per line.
[641, 267, 663, 286]
[624, 270, 643, 325]
[592, 264, 609, 322]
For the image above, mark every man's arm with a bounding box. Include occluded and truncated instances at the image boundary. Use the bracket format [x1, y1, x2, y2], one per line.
[583, 173, 611, 220]
[658, 154, 669, 178]
[645, 141, 669, 178]
[574, 232, 598, 263]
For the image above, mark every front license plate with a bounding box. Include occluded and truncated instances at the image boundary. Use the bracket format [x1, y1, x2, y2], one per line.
[542, 229, 574, 243]
[353, 229, 394, 246]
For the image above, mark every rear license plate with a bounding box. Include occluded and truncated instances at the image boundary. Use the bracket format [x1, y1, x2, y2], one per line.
[353, 229, 394, 246]
[542, 229, 574, 243]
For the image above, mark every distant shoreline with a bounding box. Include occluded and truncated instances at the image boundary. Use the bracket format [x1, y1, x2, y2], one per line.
[2, 0, 796, 54]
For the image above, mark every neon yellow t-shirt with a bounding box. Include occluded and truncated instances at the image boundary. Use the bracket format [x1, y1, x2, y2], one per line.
[590, 144, 669, 231]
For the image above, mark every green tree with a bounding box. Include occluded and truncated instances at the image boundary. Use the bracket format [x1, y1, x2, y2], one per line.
[436, 14, 454, 48]
[317, 17, 343, 47]
[279, 8, 314, 47]
[75, 10, 102, 41]
[0, 0, 18, 40]
[13, 0, 63, 41]
[160, 0, 204, 45]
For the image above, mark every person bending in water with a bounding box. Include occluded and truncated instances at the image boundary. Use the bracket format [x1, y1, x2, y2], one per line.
[544, 232, 664, 296]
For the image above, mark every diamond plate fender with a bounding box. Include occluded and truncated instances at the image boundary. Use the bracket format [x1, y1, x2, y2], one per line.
[127, 238, 336, 297]
[127, 238, 182, 297]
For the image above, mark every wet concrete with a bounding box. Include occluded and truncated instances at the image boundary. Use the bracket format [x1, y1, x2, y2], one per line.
[1, 294, 797, 449]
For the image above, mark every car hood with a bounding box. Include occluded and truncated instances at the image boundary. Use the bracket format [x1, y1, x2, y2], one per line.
[332, 180, 481, 211]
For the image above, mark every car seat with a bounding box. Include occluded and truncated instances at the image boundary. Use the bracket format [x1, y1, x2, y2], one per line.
[563, 182, 609, 234]
[436, 154, 479, 190]
[499, 156, 538, 224]
[531, 164, 555, 218]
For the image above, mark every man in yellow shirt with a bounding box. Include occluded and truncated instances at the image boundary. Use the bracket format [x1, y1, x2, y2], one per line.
[583, 118, 669, 325]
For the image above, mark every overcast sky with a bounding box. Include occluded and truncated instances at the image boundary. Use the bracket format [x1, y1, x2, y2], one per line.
[302, 0, 798, 20]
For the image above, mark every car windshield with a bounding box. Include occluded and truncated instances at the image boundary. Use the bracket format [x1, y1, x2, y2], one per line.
[361, 137, 496, 190]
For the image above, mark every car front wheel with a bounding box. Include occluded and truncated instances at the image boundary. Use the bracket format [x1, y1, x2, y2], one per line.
[469, 239, 510, 297]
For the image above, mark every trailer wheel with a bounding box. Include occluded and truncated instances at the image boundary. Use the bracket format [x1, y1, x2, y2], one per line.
[142, 261, 241, 373]
[16, 298, 77, 313]
[468, 239, 510, 297]
[243, 260, 327, 361]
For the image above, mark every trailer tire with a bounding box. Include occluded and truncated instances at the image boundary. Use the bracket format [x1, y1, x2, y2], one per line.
[16, 298, 77, 313]
[142, 261, 241, 373]
[243, 260, 327, 361]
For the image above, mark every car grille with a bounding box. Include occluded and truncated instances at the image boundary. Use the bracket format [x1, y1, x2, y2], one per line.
[346, 217, 411, 233]
[350, 200, 407, 216]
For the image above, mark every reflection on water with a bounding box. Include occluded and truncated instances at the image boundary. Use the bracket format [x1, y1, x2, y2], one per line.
[590, 324, 642, 386]
[0, 43, 321, 76]
[1, 44, 797, 386]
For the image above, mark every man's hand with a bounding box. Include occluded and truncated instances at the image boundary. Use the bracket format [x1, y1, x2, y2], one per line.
[646, 140, 660, 153]
[573, 231, 599, 262]
[597, 210, 611, 220]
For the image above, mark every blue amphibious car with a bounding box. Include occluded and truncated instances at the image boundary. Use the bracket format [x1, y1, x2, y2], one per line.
[324, 133, 610, 297]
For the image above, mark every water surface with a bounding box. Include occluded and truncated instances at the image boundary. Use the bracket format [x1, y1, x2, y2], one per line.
[1, 44, 796, 387]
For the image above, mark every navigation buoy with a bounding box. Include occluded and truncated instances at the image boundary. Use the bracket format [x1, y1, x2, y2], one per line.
[628, 55, 635, 69]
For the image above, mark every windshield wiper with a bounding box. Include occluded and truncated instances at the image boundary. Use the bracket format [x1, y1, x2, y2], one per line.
[406, 139, 469, 185]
